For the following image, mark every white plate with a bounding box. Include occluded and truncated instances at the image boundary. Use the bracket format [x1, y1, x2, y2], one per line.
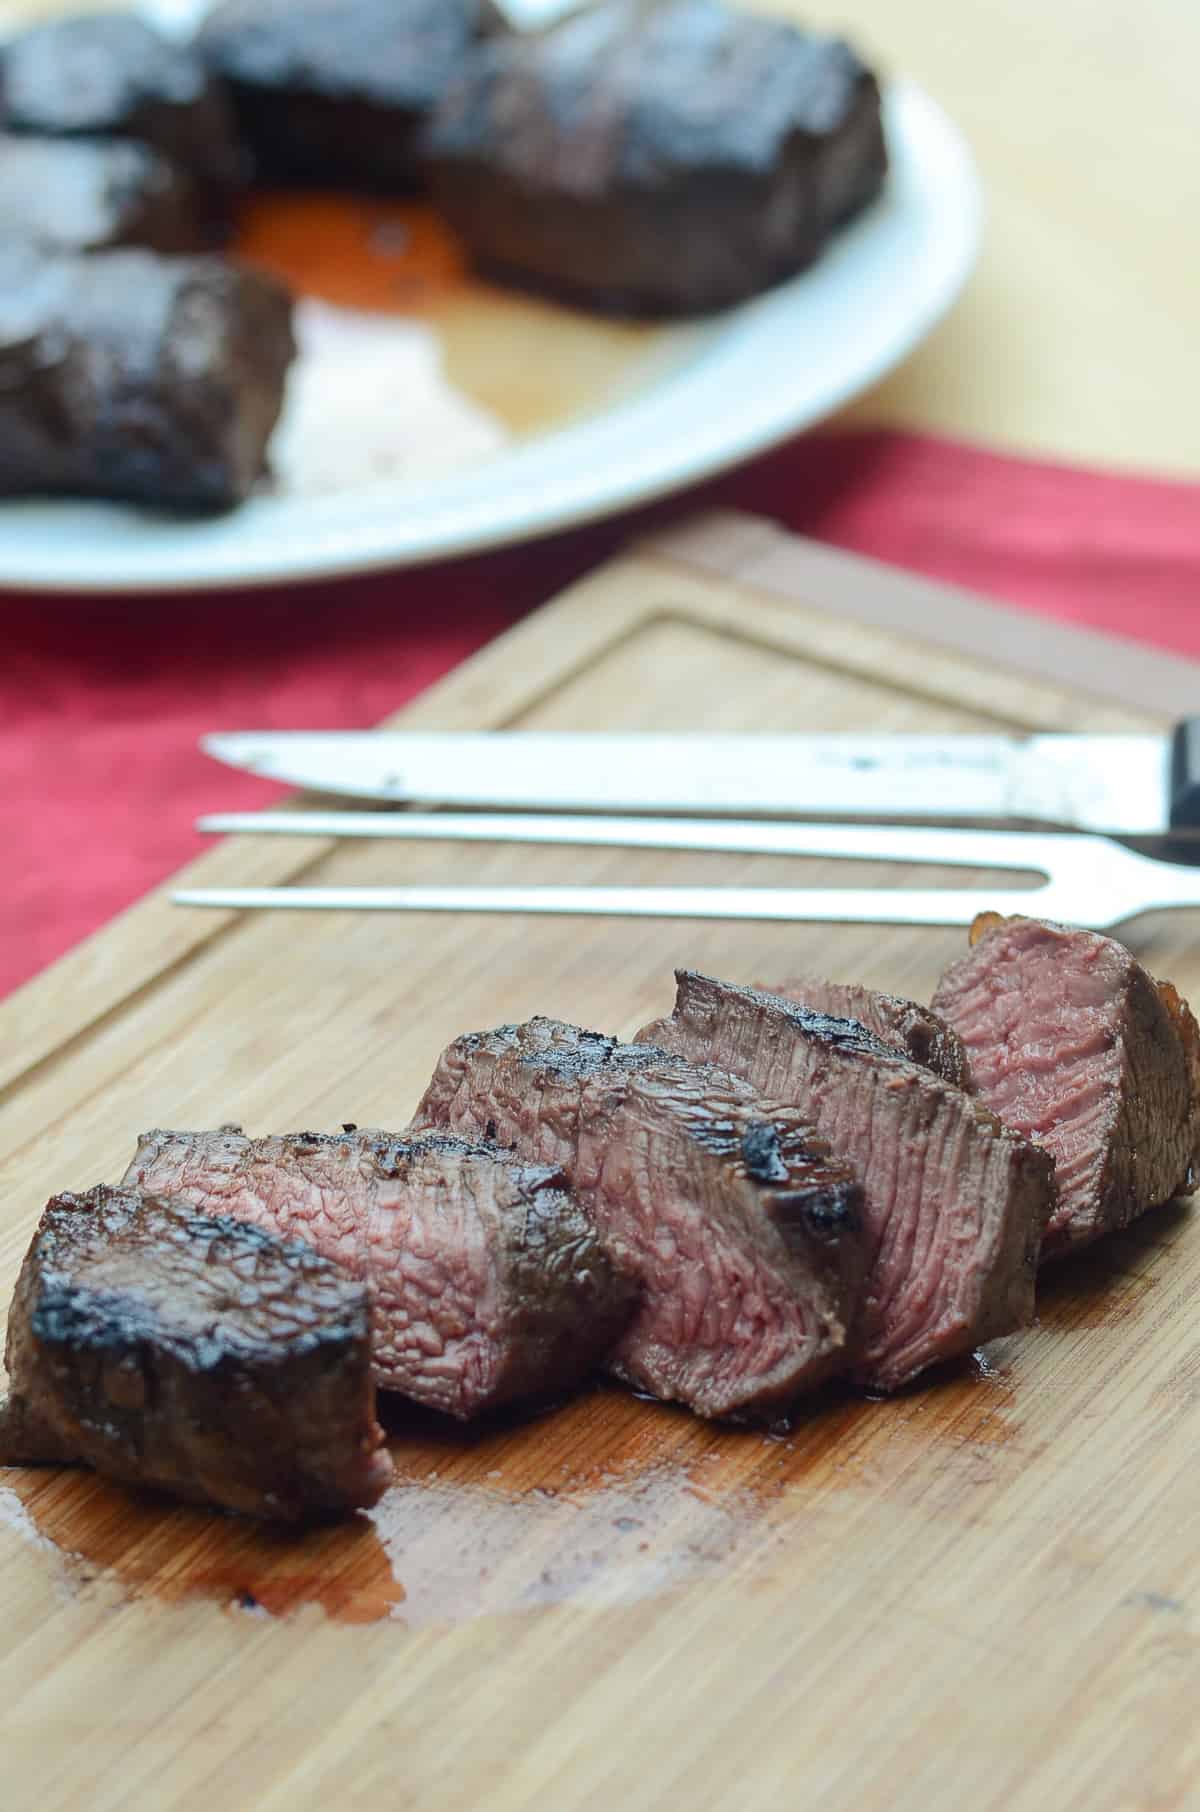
[0, 81, 980, 593]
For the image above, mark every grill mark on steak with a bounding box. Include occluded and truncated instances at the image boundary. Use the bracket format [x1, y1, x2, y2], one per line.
[0, 1187, 390, 1521]
[638, 972, 1054, 1393]
[760, 975, 973, 1090]
[741, 1121, 790, 1184]
[412, 1017, 866, 1420]
[932, 915, 1200, 1259]
[124, 1126, 634, 1421]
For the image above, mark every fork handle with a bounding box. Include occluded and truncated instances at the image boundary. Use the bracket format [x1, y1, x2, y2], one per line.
[1168, 718, 1200, 829]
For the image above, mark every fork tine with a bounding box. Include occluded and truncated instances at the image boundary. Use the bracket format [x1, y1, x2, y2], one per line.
[184, 815, 1200, 929]
[173, 883, 1056, 926]
[196, 811, 1064, 874]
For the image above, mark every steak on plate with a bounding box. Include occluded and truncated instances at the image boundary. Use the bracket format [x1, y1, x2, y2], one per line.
[124, 1126, 635, 1420]
[412, 1017, 866, 1419]
[0, 1187, 391, 1522]
[197, 0, 482, 190]
[0, 134, 205, 254]
[1, 11, 243, 215]
[639, 972, 1054, 1392]
[423, 0, 888, 316]
[932, 915, 1200, 1259]
[759, 975, 972, 1089]
[0, 243, 295, 511]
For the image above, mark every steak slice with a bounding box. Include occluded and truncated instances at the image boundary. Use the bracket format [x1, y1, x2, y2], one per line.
[0, 244, 295, 511]
[423, 0, 887, 316]
[0, 1187, 391, 1522]
[124, 1127, 634, 1421]
[639, 972, 1054, 1392]
[932, 915, 1200, 1259]
[412, 1018, 866, 1420]
[759, 975, 972, 1090]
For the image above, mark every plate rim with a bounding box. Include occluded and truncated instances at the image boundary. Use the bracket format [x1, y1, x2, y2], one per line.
[0, 79, 981, 595]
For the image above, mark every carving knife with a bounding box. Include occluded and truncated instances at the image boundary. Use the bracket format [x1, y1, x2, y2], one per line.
[200, 723, 1200, 838]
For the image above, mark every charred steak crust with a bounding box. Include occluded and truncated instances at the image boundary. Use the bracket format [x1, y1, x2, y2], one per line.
[197, 0, 483, 190]
[0, 12, 244, 206]
[124, 1126, 635, 1421]
[638, 972, 1054, 1393]
[1157, 979, 1200, 1139]
[932, 916, 1200, 1259]
[412, 1017, 866, 1421]
[0, 244, 295, 511]
[0, 134, 207, 256]
[423, 0, 888, 316]
[761, 975, 973, 1090]
[0, 1187, 390, 1521]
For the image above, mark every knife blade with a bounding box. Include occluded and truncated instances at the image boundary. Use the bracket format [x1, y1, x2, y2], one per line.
[201, 723, 1200, 837]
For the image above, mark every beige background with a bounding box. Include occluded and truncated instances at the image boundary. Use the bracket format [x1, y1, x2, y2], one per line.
[10, 0, 1199, 475]
[763, 0, 1200, 477]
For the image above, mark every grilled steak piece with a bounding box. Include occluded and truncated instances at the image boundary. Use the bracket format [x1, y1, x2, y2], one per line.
[413, 1018, 866, 1419]
[0, 244, 295, 511]
[124, 1127, 635, 1421]
[423, 0, 888, 317]
[0, 11, 243, 218]
[639, 972, 1054, 1392]
[0, 1187, 391, 1521]
[0, 134, 205, 254]
[197, 0, 482, 190]
[932, 915, 1200, 1259]
[760, 976, 972, 1090]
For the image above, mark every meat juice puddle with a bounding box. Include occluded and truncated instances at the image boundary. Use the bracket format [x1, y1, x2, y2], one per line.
[233, 193, 695, 496]
[0, 1367, 1022, 1627]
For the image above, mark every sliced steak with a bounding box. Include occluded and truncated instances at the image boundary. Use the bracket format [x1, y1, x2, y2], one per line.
[639, 972, 1054, 1392]
[197, 0, 482, 190]
[124, 1127, 634, 1420]
[760, 975, 972, 1089]
[932, 915, 1200, 1259]
[0, 1187, 391, 1521]
[0, 244, 295, 511]
[0, 134, 205, 255]
[424, 0, 887, 316]
[412, 1018, 866, 1420]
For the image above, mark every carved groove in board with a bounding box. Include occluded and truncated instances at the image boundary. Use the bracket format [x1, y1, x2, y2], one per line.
[642, 610, 1040, 733]
[635, 554, 1162, 735]
[0, 844, 355, 1111]
[653, 511, 1198, 719]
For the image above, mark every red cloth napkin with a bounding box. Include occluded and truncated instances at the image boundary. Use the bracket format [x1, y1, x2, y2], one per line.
[5, 429, 1200, 1002]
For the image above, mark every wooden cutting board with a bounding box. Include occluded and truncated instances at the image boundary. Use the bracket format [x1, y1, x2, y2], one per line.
[4, 513, 1200, 1812]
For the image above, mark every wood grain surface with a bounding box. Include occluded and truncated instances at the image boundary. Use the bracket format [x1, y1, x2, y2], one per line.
[4, 515, 1200, 1811]
[8, 0, 1197, 476]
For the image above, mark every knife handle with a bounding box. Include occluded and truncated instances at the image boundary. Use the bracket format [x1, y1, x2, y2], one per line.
[1168, 718, 1200, 829]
